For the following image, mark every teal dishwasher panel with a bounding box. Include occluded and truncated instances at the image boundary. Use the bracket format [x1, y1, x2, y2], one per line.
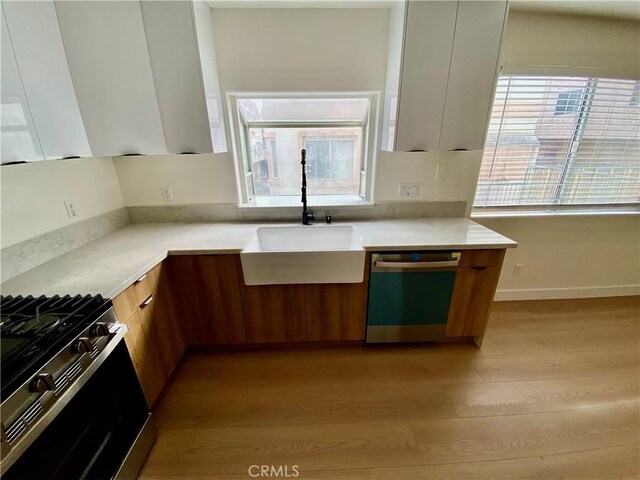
[367, 270, 457, 326]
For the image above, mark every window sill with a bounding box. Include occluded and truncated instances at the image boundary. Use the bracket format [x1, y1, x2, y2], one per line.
[472, 207, 640, 219]
[238, 195, 375, 209]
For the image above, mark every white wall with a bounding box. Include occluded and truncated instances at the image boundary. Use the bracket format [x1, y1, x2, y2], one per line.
[113, 153, 237, 206]
[211, 8, 389, 92]
[0, 157, 124, 248]
[478, 215, 640, 300]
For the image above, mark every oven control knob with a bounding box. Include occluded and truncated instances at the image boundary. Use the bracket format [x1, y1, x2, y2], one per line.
[29, 373, 56, 393]
[90, 322, 110, 337]
[71, 337, 92, 354]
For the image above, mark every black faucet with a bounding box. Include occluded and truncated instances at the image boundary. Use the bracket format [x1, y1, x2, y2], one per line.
[301, 149, 314, 225]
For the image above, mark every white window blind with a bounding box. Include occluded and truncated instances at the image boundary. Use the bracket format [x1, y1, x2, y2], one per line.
[474, 76, 640, 210]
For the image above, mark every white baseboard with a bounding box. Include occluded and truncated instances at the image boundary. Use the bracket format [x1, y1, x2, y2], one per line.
[494, 284, 640, 301]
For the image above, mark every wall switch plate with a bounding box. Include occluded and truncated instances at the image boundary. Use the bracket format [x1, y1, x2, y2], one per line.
[398, 182, 419, 198]
[161, 186, 173, 202]
[435, 163, 448, 181]
[64, 199, 78, 219]
[513, 264, 523, 276]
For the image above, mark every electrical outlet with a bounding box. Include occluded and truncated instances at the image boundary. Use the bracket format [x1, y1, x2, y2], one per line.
[161, 186, 173, 202]
[64, 199, 78, 219]
[398, 183, 419, 198]
[513, 264, 523, 276]
[435, 163, 448, 181]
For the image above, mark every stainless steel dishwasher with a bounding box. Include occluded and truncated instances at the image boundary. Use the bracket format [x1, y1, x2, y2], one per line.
[366, 251, 460, 343]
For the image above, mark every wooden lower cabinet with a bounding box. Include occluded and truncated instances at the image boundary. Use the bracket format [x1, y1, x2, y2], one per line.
[242, 284, 306, 343]
[118, 261, 185, 407]
[116, 249, 504, 405]
[445, 249, 505, 338]
[305, 282, 368, 341]
[168, 255, 246, 345]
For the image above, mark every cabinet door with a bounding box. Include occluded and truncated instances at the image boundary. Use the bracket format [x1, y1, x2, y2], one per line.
[192, 0, 228, 153]
[3, 1, 91, 160]
[55, 1, 167, 156]
[394, 1, 457, 152]
[305, 284, 367, 341]
[439, 1, 508, 151]
[0, 10, 43, 163]
[241, 284, 306, 344]
[123, 307, 165, 407]
[140, 1, 213, 154]
[144, 263, 185, 378]
[445, 266, 501, 337]
[168, 255, 246, 345]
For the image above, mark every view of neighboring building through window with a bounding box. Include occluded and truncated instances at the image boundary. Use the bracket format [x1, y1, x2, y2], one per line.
[475, 76, 640, 210]
[235, 97, 370, 198]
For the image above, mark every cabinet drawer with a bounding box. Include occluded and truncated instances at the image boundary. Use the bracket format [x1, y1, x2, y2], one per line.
[112, 264, 160, 321]
[458, 249, 504, 268]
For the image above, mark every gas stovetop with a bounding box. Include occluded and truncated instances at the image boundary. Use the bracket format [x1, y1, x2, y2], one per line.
[0, 295, 112, 401]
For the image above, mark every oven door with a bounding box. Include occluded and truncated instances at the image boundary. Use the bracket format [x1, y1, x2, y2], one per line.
[3, 340, 154, 480]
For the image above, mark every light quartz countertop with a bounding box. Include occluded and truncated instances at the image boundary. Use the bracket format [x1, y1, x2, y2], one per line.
[0, 218, 516, 299]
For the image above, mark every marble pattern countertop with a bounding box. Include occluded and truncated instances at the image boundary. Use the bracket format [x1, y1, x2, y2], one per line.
[1, 218, 516, 298]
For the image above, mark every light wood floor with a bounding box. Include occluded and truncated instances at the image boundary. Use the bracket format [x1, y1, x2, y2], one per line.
[139, 297, 640, 480]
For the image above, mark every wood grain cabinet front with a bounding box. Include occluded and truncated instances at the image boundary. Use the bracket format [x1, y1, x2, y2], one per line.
[168, 255, 246, 345]
[115, 261, 185, 407]
[445, 249, 506, 339]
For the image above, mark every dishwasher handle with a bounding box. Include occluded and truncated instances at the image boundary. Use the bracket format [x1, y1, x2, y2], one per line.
[374, 260, 458, 269]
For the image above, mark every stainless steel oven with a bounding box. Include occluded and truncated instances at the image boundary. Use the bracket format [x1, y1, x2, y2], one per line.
[0, 295, 155, 480]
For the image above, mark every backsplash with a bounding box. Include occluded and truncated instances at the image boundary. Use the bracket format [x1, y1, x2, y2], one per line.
[126, 201, 467, 223]
[0, 207, 129, 283]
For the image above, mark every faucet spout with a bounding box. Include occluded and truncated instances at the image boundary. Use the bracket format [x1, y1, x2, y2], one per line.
[301, 149, 313, 225]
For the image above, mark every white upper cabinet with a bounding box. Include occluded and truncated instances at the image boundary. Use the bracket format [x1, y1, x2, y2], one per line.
[439, 1, 509, 151]
[55, 1, 167, 156]
[3, 1, 91, 160]
[1, 9, 44, 164]
[382, 1, 508, 152]
[192, 0, 228, 153]
[140, 1, 212, 154]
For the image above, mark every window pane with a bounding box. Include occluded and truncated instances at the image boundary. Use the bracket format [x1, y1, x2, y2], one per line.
[247, 127, 361, 196]
[475, 76, 640, 208]
[238, 98, 368, 122]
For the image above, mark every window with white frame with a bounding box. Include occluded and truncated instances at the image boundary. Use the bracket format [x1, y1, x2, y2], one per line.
[231, 95, 374, 202]
[474, 76, 640, 212]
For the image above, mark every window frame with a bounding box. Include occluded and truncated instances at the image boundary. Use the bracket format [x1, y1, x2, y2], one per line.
[227, 92, 378, 205]
[473, 75, 640, 216]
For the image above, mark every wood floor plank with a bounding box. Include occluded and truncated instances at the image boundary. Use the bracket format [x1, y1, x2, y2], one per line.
[171, 346, 485, 391]
[442, 373, 640, 417]
[474, 348, 639, 382]
[409, 403, 639, 465]
[140, 468, 371, 480]
[154, 381, 456, 429]
[368, 443, 640, 480]
[139, 421, 420, 476]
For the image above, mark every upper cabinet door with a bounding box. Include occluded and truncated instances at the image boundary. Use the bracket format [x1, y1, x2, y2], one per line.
[55, 1, 167, 156]
[382, 0, 508, 152]
[3, 1, 91, 160]
[140, 1, 213, 154]
[439, 1, 508, 151]
[0, 9, 44, 163]
[192, 0, 228, 153]
[394, 1, 458, 152]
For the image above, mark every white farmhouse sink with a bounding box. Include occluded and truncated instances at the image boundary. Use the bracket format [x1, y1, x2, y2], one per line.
[240, 225, 366, 285]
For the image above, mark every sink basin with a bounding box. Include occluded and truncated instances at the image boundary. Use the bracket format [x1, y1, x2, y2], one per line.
[240, 225, 366, 285]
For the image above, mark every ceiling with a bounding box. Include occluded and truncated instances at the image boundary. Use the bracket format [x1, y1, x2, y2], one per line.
[207, 0, 640, 20]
